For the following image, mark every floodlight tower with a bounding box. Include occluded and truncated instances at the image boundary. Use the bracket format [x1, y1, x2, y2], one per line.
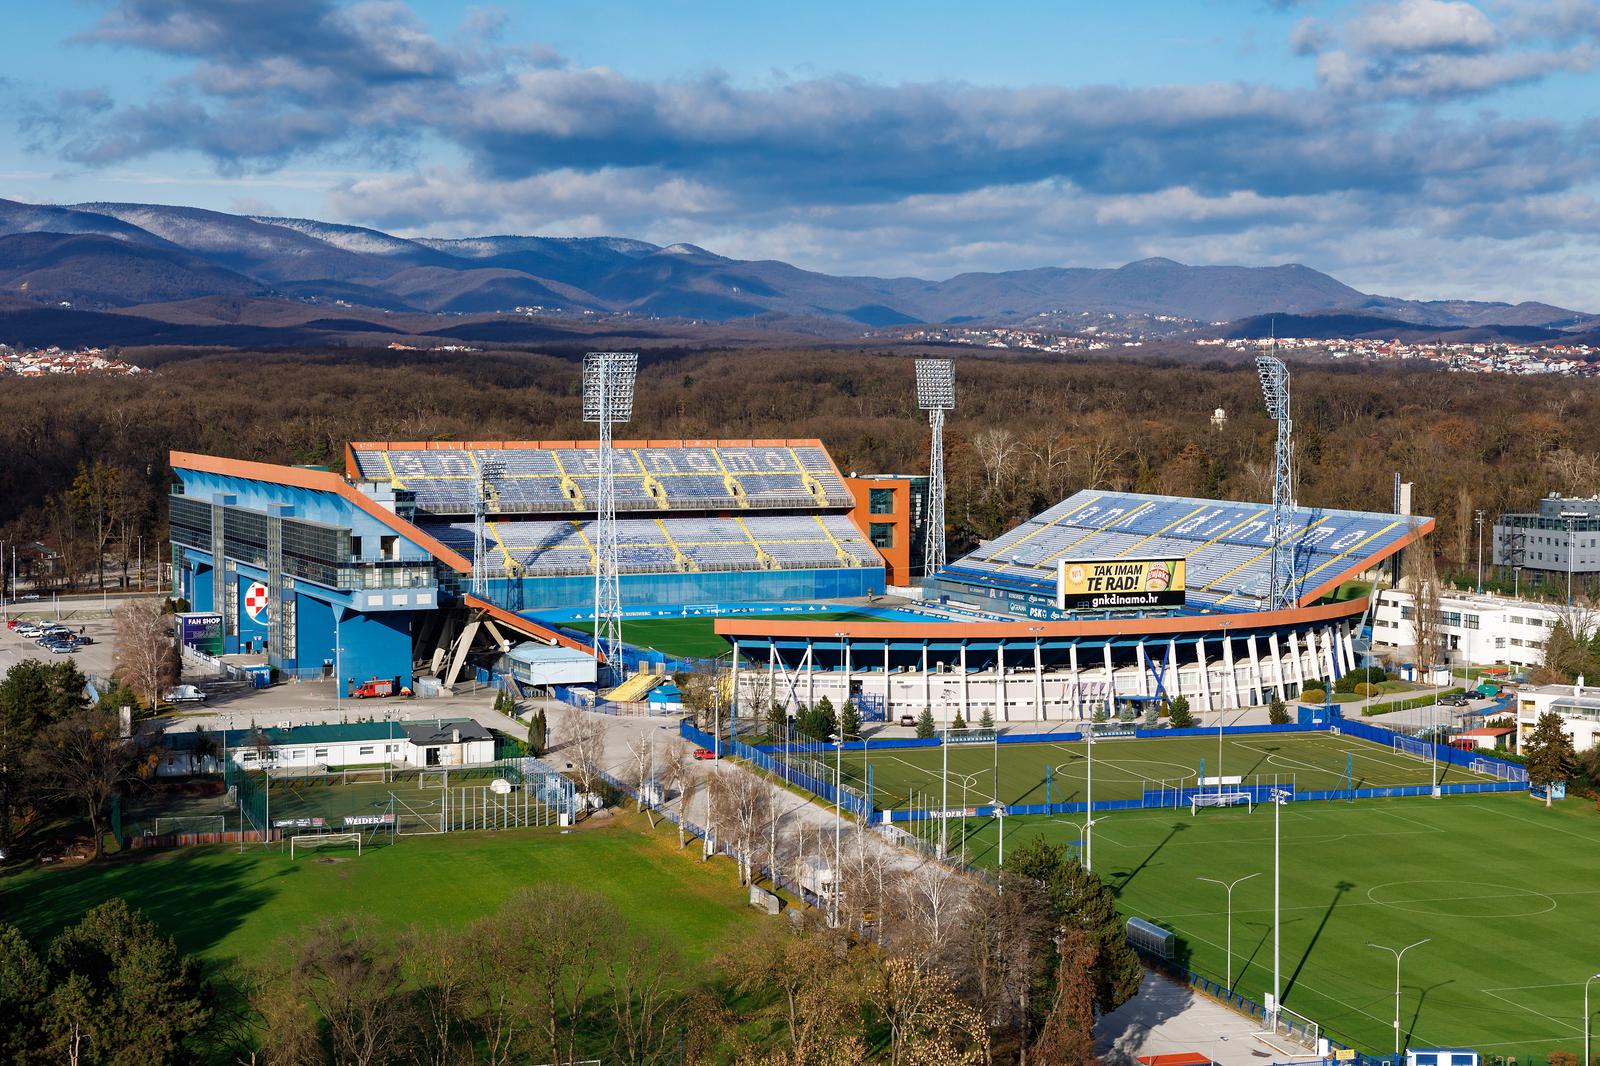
[915, 358, 955, 578]
[1256, 341, 1296, 611]
[470, 453, 501, 598]
[583, 351, 638, 679]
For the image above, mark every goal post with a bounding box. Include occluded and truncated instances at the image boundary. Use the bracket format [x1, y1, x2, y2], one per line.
[1392, 734, 1434, 762]
[1265, 1002, 1321, 1053]
[290, 832, 362, 860]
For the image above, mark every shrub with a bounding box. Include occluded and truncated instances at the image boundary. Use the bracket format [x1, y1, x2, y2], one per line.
[1168, 696, 1195, 728]
[1267, 697, 1291, 725]
[1355, 682, 1381, 698]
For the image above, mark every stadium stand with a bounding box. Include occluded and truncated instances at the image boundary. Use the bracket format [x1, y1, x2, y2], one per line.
[348, 442, 850, 515]
[934, 490, 1414, 613]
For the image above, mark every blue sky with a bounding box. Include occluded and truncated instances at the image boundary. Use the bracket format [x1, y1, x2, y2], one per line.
[6, 0, 1600, 305]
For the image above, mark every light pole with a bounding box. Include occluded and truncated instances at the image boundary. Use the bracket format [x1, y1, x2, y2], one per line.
[1367, 938, 1430, 1055]
[1568, 517, 1576, 607]
[1586, 972, 1600, 1066]
[829, 732, 843, 928]
[940, 722, 949, 859]
[1085, 722, 1095, 872]
[1475, 510, 1484, 595]
[1271, 787, 1289, 1026]
[1197, 872, 1260, 990]
[1217, 622, 1231, 799]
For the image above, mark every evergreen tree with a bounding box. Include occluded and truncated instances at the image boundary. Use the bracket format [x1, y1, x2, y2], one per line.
[814, 695, 838, 740]
[979, 707, 994, 730]
[1268, 697, 1291, 725]
[951, 711, 967, 733]
[839, 699, 862, 740]
[1, 659, 91, 853]
[1167, 696, 1194, 728]
[767, 700, 787, 738]
[0, 923, 47, 1063]
[915, 707, 936, 739]
[1009, 837, 1143, 1016]
[1524, 711, 1577, 808]
[45, 899, 212, 1063]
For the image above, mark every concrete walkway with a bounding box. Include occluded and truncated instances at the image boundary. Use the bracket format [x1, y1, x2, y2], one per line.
[1097, 969, 1280, 1066]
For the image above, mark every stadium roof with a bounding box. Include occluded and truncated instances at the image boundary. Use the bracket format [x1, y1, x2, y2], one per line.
[940, 489, 1431, 612]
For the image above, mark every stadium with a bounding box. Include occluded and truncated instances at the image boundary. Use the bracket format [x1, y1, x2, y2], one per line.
[166, 353, 1429, 718]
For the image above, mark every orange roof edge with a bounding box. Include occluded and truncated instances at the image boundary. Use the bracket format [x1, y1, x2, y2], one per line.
[463, 595, 599, 660]
[168, 450, 472, 574]
[348, 438, 830, 452]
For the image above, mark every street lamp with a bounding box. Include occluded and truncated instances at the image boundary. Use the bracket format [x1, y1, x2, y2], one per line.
[1270, 787, 1290, 1025]
[1367, 938, 1430, 1055]
[1585, 972, 1600, 1066]
[1475, 510, 1485, 595]
[829, 732, 844, 928]
[1197, 872, 1260, 990]
[1085, 720, 1096, 872]
[1217, 621, 1231, 800]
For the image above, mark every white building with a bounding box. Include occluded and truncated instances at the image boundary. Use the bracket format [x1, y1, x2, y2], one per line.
[156, 718, 498, 776]
[1514, 682, 1600, 752]
[1371, 589, 1565, 669]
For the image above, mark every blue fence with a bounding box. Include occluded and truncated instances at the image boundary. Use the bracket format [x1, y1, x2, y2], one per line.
[679, 720, 876, 822]
[1336, 714, 1529, 780]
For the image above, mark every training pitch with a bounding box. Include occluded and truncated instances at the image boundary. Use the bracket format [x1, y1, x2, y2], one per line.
[844, 731, 1499, 812]
[951, 794, 1600, 1056]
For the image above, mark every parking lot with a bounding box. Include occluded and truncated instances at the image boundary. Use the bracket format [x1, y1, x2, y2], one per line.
[1, 610, 118, 679]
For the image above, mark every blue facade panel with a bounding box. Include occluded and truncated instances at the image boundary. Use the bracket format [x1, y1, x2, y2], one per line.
[297, 594, 338, 677]
[337, 611, 414, 691]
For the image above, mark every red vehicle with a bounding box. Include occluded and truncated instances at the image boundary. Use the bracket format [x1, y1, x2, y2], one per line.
[692, 747, 719, 760]
[350, 678, 395, 699]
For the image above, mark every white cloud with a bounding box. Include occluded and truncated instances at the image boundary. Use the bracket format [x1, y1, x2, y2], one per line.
[1349, 0, 1500, 54]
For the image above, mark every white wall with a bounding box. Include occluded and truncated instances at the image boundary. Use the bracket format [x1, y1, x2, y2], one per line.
[1372, 590, 1561, 668]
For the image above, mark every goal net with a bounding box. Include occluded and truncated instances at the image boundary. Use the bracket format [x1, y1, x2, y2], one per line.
[1392, 735, 1435, 762]
[1471, 757, 1528, 783]
[1265, 1003, 1321, 1053]
[418, 770, 448, 789]
[1191, 793, 1253, 815]
[153, 815, 226, 837]
[290, 832, 362, 859]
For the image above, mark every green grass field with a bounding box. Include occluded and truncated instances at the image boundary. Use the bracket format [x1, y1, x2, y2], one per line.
[953, 795, 1600, 1056]
[0, 815, 761, 969]
[844, 732, 1498, 811]
[571, 610, 880, 659]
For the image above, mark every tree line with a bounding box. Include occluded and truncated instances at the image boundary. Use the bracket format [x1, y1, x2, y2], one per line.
[4, 344, 1600, 585]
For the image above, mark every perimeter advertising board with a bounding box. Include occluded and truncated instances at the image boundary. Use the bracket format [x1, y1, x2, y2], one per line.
[1057, 558, 1186, 611]
[176, 612, 224, 656]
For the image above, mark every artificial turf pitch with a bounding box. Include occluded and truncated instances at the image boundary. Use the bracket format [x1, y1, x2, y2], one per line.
[950, 794, 1600, 1057]
[848, 731, 1500, 812]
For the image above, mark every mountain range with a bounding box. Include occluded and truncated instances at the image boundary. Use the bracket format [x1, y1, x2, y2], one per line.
[1, 197, 1594, 341]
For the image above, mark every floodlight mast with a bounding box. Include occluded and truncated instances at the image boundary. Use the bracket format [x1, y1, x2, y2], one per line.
[470, 453, 501, 598]
[583, 352, 638, 681]
[915, 359, 955, 578]
[1255, 340, 1295, 611]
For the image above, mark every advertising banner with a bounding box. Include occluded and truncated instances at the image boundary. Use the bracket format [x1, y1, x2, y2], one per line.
[177, 612, 224, 656]
[1057, 558, 1186, 611]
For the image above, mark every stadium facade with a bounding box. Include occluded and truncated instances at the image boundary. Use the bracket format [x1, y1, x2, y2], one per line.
[719, 490, 1432, 723]
[167, 440, 885, 691]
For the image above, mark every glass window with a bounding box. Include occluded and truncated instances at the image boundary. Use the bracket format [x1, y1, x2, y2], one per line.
[869, 523, 895, 549]
[869, 488, 895, 514]
[359, 746, 375, 755]
[314, 747, 328, 758]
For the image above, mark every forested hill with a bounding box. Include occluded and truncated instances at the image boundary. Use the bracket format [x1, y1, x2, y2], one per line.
[2, 345, 1595, 590]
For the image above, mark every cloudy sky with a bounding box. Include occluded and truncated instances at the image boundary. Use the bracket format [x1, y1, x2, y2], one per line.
[6, 0, 1600, 305]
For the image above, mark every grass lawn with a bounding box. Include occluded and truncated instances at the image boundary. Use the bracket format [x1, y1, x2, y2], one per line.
[571, 610, 882, 660]
[0, 813, 762, 969]
[846, 732, 1498, 812]
[954, 794, 1600, 1056]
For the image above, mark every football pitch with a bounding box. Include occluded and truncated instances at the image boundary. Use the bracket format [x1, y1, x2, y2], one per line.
[951, 795, 1600, 1056]
[846, 731, 1500, 812]
[571, 609, 880, 659]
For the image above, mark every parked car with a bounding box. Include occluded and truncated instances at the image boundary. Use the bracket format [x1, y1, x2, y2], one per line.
[47, 642, 76, 655]
[692, 747, 719, 760]
[350, 678, 395, 699]
[163, 685, 206, 704]
[898, 714, 917, 727]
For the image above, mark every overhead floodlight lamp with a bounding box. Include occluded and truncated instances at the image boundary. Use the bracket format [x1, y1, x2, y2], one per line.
[1256, 354, 1289, 419]
[915, 358, 956, 411]
[582, 352, 638, 423]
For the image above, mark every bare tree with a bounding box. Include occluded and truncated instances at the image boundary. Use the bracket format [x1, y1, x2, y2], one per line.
[287, 917, 415, 1066]
[28, 708, 154, 858]
[663, 743, 699, 849]
[875, 954, 985, 1066]
[898, 862, 968, 966]
[971, 429, 1020, 494]
[399, 925, 475, 1066]
[626, 732, 658, 823]
[504, 884, 616, 1066]
[557, 708, 606, 799]
[1404, 521, 1444, 670]
[114, 599, 178, 710]
[607, 935, 679, 1066]
[709, 768, 772, 885]
[1029, 930, 1101, 1066]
